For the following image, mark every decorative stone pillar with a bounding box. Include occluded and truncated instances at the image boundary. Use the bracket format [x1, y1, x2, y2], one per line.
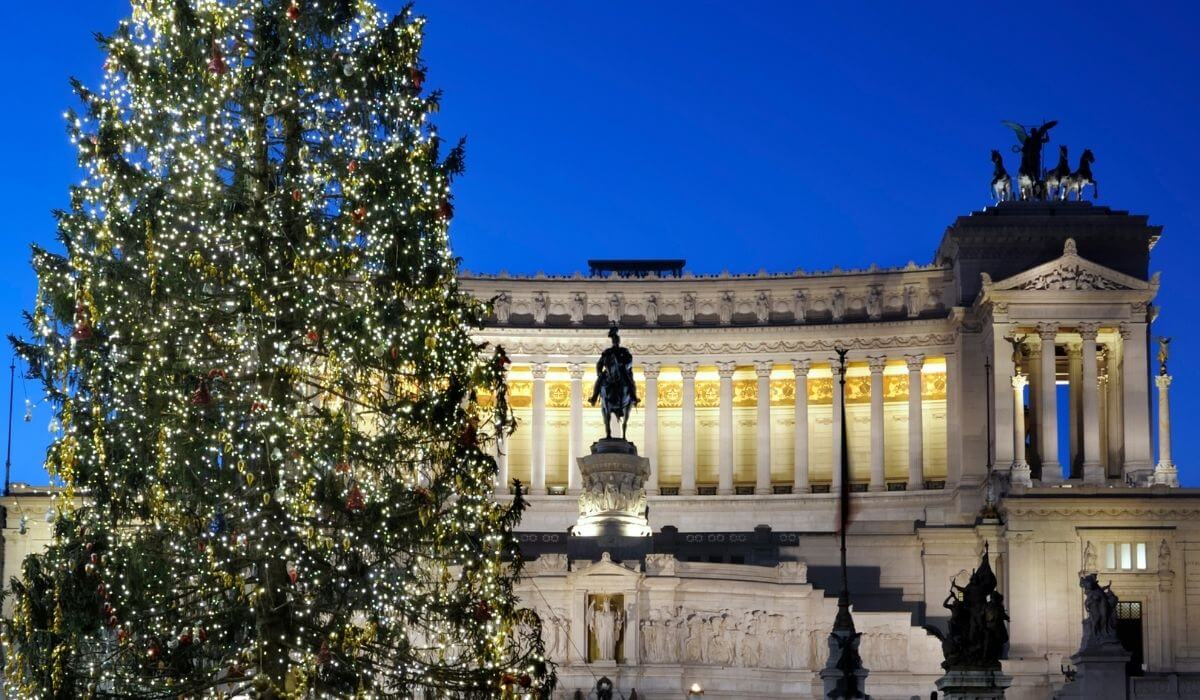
[867, 356, 887, 492]
[717, 361, 736, 496]
[1079, 323, 1104, 484]
[568, 363, 585, 494]
[679, 362, 698, 495]
[792, 359, 811, 493]
[831, 359, 845, 491]
[991, 328, 1016, 468]
[906, 354, 925, 491]
[1120, 322, 1154, 481]
[1106, 343, 1125, 477]
[1011, 374, 1032, 487]
[1037, 323, 1062, 483]
[1068, 341, 1083, 478]
[495, 433, 509, 495]
[755, 360, 774, 495]
[531, 362, 548, 494]
[642, 362, 660, 494]
[1154, 374, 1180, 486]
[1026, 342, 1042, 467]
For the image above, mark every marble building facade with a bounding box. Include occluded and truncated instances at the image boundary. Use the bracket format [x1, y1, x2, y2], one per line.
[2, 201, 1197, 698]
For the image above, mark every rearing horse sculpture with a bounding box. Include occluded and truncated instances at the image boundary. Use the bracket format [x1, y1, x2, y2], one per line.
[590, 326, 639, 440]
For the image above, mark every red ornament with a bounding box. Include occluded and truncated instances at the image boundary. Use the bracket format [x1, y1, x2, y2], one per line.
[178, 632, 192, 647]
[190, 383, 212, 406]
[306, 329, 320, 343]
[500, 673, 517, 688]
[519, 674, 532, 688]
[72, 304, 93, 341]
[346, 483, 364, 512]
[317, 640, 331, 665]
[352, 206, 367, 225]
[107, 615, 118, 628]
[96, 583, 107, 598]
[117, 628, 129, 644]
[347, 160, 358, 173]
[335, 461, 351, 474]
[409, 66, 425, 91]
[438, 199, 454, 221]
[292, 189, 303, 202]
[287, 2, 301, 20]
[208, 40, 229, 76]
[288, 566, 299, 585]
[197, 628, 208, 643]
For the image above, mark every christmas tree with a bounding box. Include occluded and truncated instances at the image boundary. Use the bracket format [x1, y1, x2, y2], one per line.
[4, 1, 549, 697]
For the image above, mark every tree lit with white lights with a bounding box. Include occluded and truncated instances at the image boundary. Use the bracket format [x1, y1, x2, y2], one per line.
[3, 1, 548, 696]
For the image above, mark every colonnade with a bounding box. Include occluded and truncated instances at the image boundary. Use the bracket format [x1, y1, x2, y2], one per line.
[496, 354, 948, 496]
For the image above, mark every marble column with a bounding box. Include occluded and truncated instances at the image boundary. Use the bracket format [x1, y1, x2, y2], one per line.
[868, 356, 887, 492]
[792, 359, 811, 493]
[831, 360, 845, 491]
[680, 362, 698, 495]
[1153, 374, 1179, 486]
[531, 362, 548, 494]
[568, 363, 585, 494]
[1079, 323, 1104, 484]
[1026, 343, 1042, 468]
[1120, 322, 1154, 480]
[1012, 374, 1032, 487]
[1105, 343, 1125, 477]
[717, 361, 736, 495]
[755, 360, 774, 495]
[495, 433, 509, 495]
[992, 328, 1016, 468]
[906, 354, 925, 491]
[1036, 323, 1062, 483]
[1068, 342, 1082, 478]
[642, 362, 661, 495]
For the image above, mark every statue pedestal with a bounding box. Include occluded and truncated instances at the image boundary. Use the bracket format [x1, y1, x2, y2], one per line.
[1055, 646, 1130, 700]
[935, 669, 1012, 700]
[574, 441, 650, 539]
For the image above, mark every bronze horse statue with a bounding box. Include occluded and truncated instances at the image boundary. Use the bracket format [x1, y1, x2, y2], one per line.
[1063, 149, 1097, 201]
[990, 150, 1012, 202]
[590, 327, 639, 440]
[1045, 145, 1071, 200]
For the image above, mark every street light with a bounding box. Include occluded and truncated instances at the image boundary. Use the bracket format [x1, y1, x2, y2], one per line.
[686, 682, 704, 697]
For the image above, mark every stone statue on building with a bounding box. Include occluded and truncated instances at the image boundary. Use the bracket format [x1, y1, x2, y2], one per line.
[589, 326, 639, 440]
[940, 543, 1008, 670]
[570, 292, 586, 325]
[1003, 119, 1057, 200]
[588, 598, 623, 662]
[1005, 334, 1027, 375]
[644, 294, 658, 325]
[1079, 574, 1121, 651]
[492, 292, 510, 323]
[532, 292, 548, 325]
[1158, 336, 1171, 375]
[682, 293, 696, 325]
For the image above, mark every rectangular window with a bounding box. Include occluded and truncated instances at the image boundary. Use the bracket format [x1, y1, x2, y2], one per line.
[1136, 542, 1147, 570]
[1105, 543, 1116, 570]
[1121, 543, 1132, 570]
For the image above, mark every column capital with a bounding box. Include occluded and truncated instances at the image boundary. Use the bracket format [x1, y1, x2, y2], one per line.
[867, 356, 888, 374]
[1118, 323, 1133, 340]
[641, 361, 661, 378]
[791, 358, 812, 376]
[905, 354, 926, 372]
[1156, 374, 1173, 389]
[1037, 322, 1059, 340]
[678, 361, 699, 379]
[567, 362, 586, 379]
[531, 362, 548, 379]
[754, 360, 774, 378]
[1012, 374, 1029, 390]
[1078, 322, 1101, 341]
[1067, 341, 1082, 357]
[716, 361, 737, 378]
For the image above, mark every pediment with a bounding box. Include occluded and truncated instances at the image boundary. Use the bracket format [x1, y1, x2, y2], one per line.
[982, 239, 1155, 293]
[567, 551, 642, 582]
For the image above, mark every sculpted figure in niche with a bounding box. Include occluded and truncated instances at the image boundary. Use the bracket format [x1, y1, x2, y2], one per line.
[682, 293, 696, 325]
[570, 292, 586, 325]
[644, 294, 658, 325]
[587, 597, 623, 662]
[719, 292, 735, 324]
[755, 292, 770, 324]
[793, 289, 808, 323]
[866, 286, 882, 320]
[607, 293, 622, 324]
[1159, 539, 1172, 576]
[492, 292, 511, 323]
[1082, 540, 1097, 573]
[904, 285, 919, 318]
[532, 292, 548, 325]
[831, 289, 845, 321]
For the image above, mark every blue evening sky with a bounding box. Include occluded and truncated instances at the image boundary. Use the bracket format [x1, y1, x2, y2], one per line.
[2, 2, 1197, 486]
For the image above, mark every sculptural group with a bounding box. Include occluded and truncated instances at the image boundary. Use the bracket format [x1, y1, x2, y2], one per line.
[991, 121, 1097, 202]
[940, 545, 1009, 670]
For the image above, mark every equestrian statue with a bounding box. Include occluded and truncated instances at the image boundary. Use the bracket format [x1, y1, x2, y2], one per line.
[590, 326, 640, 440]
[1002, 119, 1057, 200]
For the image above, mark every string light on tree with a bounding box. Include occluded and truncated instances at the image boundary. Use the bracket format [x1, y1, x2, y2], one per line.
[3, 1, 550, 697]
